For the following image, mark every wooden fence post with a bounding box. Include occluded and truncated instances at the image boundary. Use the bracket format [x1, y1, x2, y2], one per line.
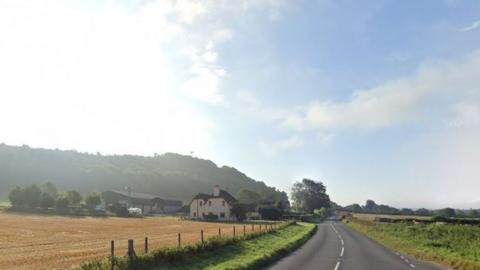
[178, 233, 181, 248]
[201, 229, 204, 243]
[218, 227, 221, 236]
[233, 226, 236, 237]
[243, 225, 246, 236]
[145, 237, 148, 253]
[111, 240, 115, 270]
[127, 239, 136, 261]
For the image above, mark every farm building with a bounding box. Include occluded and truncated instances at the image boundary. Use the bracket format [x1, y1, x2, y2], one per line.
[189, 185, 237, 220]
[101, 190, 183, 214]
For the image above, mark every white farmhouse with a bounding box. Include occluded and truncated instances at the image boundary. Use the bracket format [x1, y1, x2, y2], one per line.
[189, 185, 237, 220]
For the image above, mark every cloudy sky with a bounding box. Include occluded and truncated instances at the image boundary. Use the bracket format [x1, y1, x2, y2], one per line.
[1, 0, 479, 209]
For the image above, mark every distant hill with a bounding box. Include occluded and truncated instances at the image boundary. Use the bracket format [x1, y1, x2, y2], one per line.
[0, 144, 287, 203]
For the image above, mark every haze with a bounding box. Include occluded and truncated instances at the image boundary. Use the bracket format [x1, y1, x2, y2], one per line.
[1, 0, 479, 209]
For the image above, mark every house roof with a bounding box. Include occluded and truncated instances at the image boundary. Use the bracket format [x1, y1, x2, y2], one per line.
[190, 189, 237, 205]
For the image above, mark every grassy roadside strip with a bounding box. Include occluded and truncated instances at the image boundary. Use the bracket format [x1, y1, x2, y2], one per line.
[344, 218, 480, 270]
[80, 222, 316, 270]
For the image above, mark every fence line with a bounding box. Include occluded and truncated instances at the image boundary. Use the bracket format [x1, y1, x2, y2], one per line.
[108, 221, 291, 269]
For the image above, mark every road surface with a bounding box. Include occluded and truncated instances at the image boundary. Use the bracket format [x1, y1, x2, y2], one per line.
[267, 221, 446, 270]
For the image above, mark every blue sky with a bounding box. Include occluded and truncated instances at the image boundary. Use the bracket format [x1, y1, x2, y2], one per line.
[1, 0, 479, 208]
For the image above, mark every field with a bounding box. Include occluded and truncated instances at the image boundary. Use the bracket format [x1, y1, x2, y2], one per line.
[352, 212, 431, 221]
[346, 218, 480, 270]
[0, 211, 261, 270]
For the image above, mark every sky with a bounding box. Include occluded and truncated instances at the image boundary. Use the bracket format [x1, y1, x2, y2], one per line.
[1, 0, 480, 209]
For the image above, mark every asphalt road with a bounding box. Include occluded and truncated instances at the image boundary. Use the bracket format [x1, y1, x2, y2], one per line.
[267, 221, 446, 270]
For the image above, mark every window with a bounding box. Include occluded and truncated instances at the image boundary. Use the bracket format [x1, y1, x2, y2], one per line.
[193, 212, 197, 217]
[220, 212, 225, 218]
[199, 201, 203, 206]
[222, 200, 225, 207]
[208, 201, 212, 206]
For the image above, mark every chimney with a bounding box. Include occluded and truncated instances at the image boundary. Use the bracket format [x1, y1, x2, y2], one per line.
[213, 185, 220, 197]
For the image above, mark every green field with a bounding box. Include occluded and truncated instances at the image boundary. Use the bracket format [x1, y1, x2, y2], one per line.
[346, 218, 480, 270]
[80, 222, 316, 270]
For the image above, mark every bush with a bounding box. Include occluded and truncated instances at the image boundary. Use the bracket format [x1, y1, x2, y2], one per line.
[24, 184, 42, 208]
[258, 205, 282, 220]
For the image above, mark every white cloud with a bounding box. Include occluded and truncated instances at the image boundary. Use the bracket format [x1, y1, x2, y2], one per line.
[461, 20, 480, 32]
[281, 50, 480, 132]
[258, 135, 304, 156]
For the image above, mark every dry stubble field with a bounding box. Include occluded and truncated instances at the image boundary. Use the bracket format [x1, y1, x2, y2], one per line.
[0, 211, 255, 270]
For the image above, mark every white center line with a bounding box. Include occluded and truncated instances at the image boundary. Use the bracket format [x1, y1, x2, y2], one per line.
[331, 223, 345, 270]
[334, 261, 341, 270]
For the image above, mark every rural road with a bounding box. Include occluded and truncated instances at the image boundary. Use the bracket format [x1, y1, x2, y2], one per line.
[267, 220, 446, 270]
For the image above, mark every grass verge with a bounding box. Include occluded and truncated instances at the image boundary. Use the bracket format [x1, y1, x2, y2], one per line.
[345, 218, 480, 270]
[80, 222, 316, 270]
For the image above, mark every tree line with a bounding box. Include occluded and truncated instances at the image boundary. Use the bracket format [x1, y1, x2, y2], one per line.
[8, 182, 101, 213]
[343, 200, 480, 218]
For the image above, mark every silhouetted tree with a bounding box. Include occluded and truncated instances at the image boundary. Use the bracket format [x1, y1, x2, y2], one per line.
[291, 179, 330, 213]
[8, 186, 25, 207]
[24, 184, 42, 208]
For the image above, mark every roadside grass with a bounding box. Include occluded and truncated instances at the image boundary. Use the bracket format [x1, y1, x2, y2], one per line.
[80, 222, 316, 270]
[345, 218, 480, 270]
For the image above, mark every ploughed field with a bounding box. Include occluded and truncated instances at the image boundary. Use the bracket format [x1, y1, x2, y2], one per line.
[0, 212, 253, 270]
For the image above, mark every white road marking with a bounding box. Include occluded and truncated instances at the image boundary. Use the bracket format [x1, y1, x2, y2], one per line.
[331, 223, 345, 270]
[394, 252, 417, 268]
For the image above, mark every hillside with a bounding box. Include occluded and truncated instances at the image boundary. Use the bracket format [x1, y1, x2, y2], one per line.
[0, 144, 287, 203]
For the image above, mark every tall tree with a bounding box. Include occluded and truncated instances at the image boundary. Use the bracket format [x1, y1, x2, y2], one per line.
[24, 184, 42, 208]
[41, 182, 58, 198]
[291, 178, 330, 213]
[8, 186, 25, 207]
[67, 190, 82, 205]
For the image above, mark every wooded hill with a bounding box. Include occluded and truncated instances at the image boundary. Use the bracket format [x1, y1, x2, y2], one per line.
[0, 144, 287, 203]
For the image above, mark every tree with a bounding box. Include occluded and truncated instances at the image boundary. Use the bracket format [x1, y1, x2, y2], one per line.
[40, 182, 58, 198]
[40, 193, 55, 209]
[364, 200, 378, 213]
[230, 202, 247, 221]
[257, 205, 282, 220]
[24, 184, 42, 208]
[437, 208, 456, 217]
[9, 186, 25, 207]
[401, 208, 415, 215]
[85, 192, 101, 210]
[415, 208, 431, 216]
[291, 179, 330, 213]
[466, 209, 479, 218]
[345, 204, 363, 213]
[67, 190, 82, 205]
[55, 195, 70, 210]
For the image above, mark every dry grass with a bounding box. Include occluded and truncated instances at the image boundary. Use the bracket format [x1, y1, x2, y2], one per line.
[0, 211, 260, 270]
